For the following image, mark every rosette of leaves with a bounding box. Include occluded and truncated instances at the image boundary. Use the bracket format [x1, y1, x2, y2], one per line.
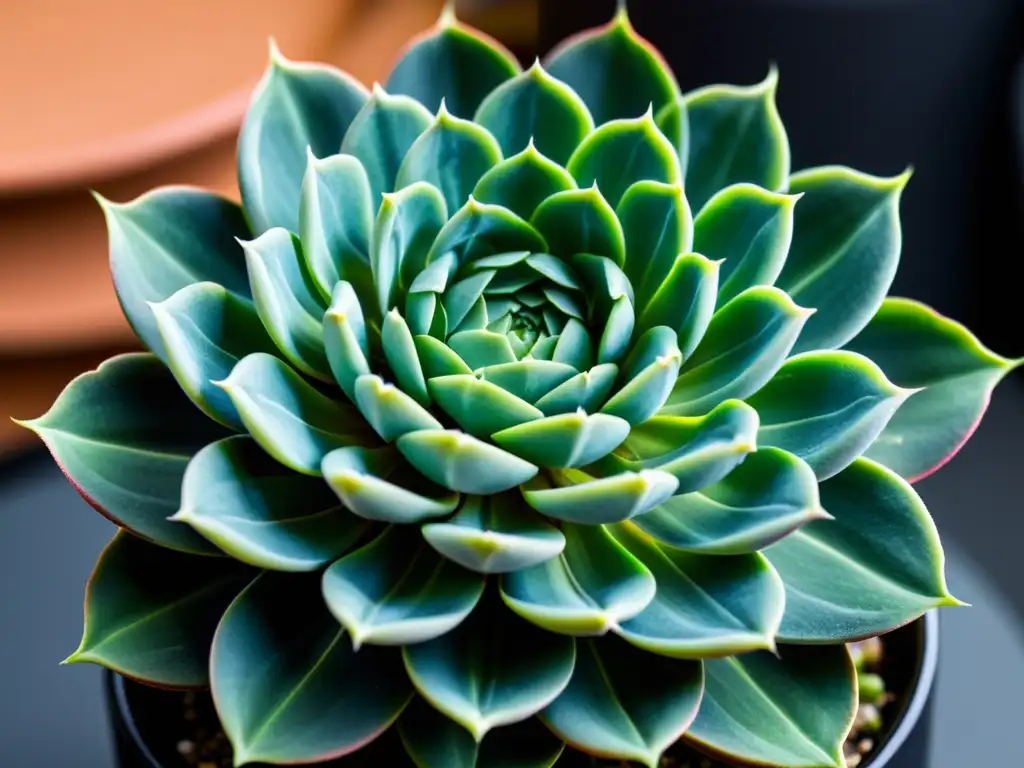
[19, 5, 1020, 768]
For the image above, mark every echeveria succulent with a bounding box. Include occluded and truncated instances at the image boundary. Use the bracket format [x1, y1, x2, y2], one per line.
[20, 5, 1019, 768]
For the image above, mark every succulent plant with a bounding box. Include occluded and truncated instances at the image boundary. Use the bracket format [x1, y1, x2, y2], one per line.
[18, 4, 1019, 768]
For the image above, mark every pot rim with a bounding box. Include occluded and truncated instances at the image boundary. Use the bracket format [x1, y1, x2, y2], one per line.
[105, 611, 940, 768]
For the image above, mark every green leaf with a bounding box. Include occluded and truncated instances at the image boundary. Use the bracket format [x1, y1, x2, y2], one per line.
[541, 637, 703, 768]
[534, 363, 618, 415]
[429, 374, 544, 437]
[477, 359, 578, 403]
[635, 253, 720, 359]
[298, 150, 374, 305]
[400, 699, 564, 768]
[597, 400, 760, 495]
[340, 84, 434, 203]
[612, 522, 784, 657]
[448, 330, 519, 369]
[386, 10, 520, 117]
[844, 297, 1020, 481]
[567, 111, 681, 208]
[322, 445, 459, 524]
[396, 103, 503, 215]
[552, 318, 595, 371]
[218, 353, 376, 476]
[501, 523, 654, 636]
[685, 645, 855, 768]
[98, 188, 251, 361]
[426, 197, 548, 266]
[383, 309, 432, 407]
[21, 353, 228, 554]
[421, 494, 565, 574]
[239, 43, 368, 234]
[211, 572, 412, 765]
[778, 166, 910, 352]
[530, 186, 625, 265]
[397, 429, 538, 494]
[522, 469, 678, 524]
[474, 60, 594, 166]
[241, 228, 329, 380]
[472, 142, 576, 221]
[372, 182, 448, 314]
[632, 447, 824, 555]
[66, 531, 250, 687]
[322, 526, 484, 648]
[692, 182, 799, 307]
[151, 282, 277, 430]
[492, 411, 629, 468]
[417, 334, 475, 378]
[403, 595, 576, 742]
[175, 436, 366, 571]
[654, 98, 689, 178]
[354, 374, 443, 441]
[746, 351, 913, 480]
[600, 329, 682, 426]
[766, 458, 960, 642]
[662, 287, 812, 417]
[543, 7, 680, 125]
[323, 281, 371, 402]
[616, 180, 693, 309]
[683, 68, 789, 213]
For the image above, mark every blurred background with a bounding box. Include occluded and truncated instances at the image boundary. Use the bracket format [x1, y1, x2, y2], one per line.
[1, 0, 1023, 763]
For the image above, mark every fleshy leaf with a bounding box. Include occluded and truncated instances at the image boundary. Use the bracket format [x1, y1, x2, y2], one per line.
[685, 645, 855, 768]
[239, 44, 368, 234]
[395, 103, 503, 215]
[151, 282, 277, 430]
[531, 187, 625, 265]
[354, 374, 443, 441]
[448, 330, 520, 369]
[427, 200, 548, 270]
[66, 531, 251, 687]
[632, 447, 824, 555]
[20, 353, 228, 554]
[399, 699, 564, 768]
[176, 436, 366, 571]
[635, 253, 720, 359]
[421, 494, 565, 574]
[385, 10, 520, 117]
[241, 228, 330, 380]
[383, 309, 431, 407]
[501, 523, 655, 636]
[543, 7, 680, 125]
[372, 182, 448, 313]
[322, 526, 484, 648]
[477, 360, 578, 403]
[662, 287, 812, 417]
[778, 166, 909, 352]
[298, 150, 374, 305]
[472, 142, 576, 221]
[617, 180, 693, 309]
[429, 374, 544, 437]
[683, 68, 789, 213]
[567, 111, 681, 208]
[541, 637, 703, 768]
[654, 98, 689, 177]
[600, 329, 682, 426]
[340, 84, 433, 203]
[218, 353, 376, 476]
[693, 182, 799, 307]
[844, 297, 1020, 481]
[766, 458, 960, 642]
[598, 400, 760, 495]
[403, 595, 576, 742]
[612, 522, 784, 657]
[211, 572, 411, 765]
[397, 430, 538, 494]
[322, 445, 459, 524]
[534, 363, 619, 415]
[474, 60, 594, 166]
[416, 334, 475, 378]
[746, 351, 913, 480]
[492, 410, 629, 468]
[323, 281, 371, 402]
[523, 469, 678, 524]
[98, 188, 251, 361]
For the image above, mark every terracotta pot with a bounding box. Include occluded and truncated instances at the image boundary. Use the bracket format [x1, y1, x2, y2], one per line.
[0, 0, 443, 356]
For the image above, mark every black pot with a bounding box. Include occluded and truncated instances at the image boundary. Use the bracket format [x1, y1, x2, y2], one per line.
[539, 0, 1024, 357]
[105, 612, 938, 768]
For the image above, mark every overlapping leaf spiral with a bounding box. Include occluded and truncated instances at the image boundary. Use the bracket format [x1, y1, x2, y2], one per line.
[21, 6, 1019, 768]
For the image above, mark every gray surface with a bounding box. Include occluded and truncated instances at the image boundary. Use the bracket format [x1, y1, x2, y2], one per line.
[2, 380, 1024, 766]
